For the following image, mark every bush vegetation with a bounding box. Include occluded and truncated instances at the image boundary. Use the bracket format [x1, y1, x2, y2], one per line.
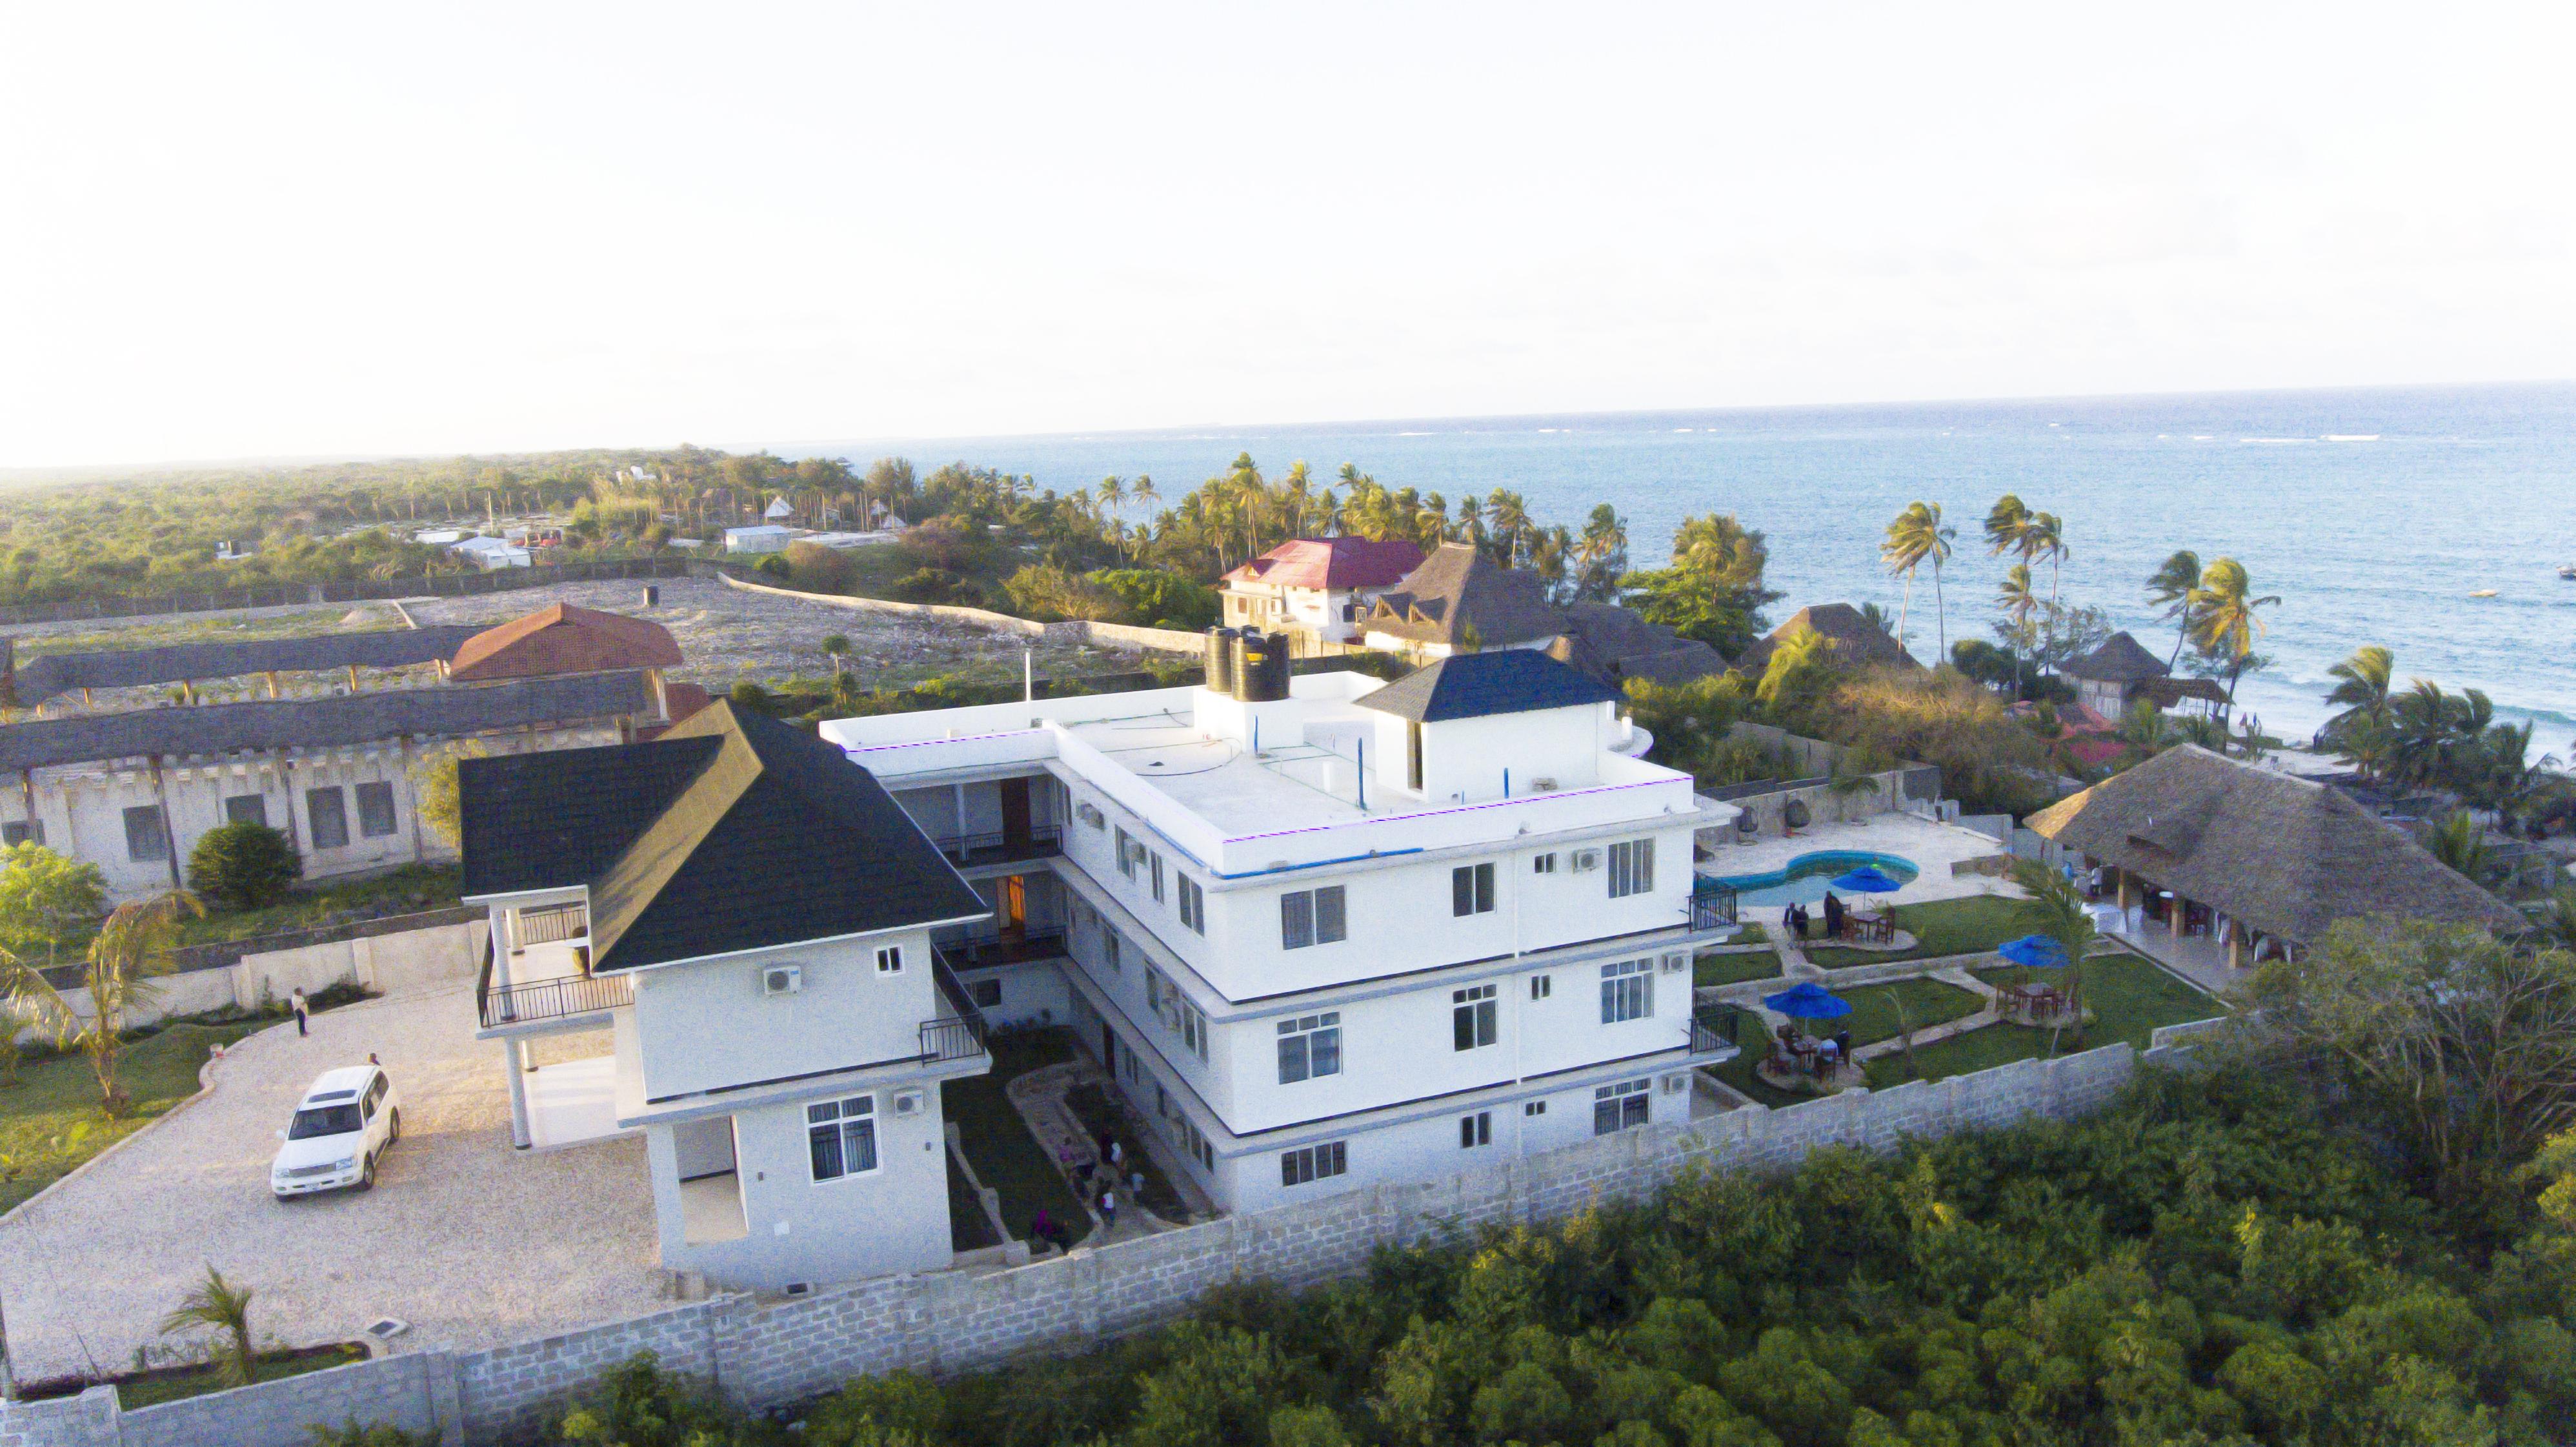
[185, 822, 303, 911]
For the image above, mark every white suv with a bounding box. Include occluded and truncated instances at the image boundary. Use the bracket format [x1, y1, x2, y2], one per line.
[270, 1066, 401, 1198]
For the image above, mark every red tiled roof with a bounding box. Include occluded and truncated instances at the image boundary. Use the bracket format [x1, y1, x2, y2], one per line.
[1223, 537, 1424, 591]
[447, 603, 683, 682]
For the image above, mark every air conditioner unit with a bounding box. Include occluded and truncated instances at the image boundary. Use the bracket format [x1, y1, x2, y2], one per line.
[1662, 1073, 1689, 1095]
[761, 965, 803, 997]
[1660, 953, 1686, 974]
[891, 1089, 925, 1117]
[1077, 802, 1106, 829]
[1570, 848, 1602, 872]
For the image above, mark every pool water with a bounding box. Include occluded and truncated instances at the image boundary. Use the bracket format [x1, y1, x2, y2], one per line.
[1709, 851, 1920, 909]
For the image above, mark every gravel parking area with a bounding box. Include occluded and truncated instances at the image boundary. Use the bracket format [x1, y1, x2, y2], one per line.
[0, 982, 667, 1382]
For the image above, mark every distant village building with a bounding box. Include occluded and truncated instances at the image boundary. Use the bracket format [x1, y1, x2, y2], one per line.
[764, 495, 796, 523]
[723, 525, 796, 555]
[0, 604, 688, 898]
[1345, 543, 1727, 687]
[2061, 632, 2229, 722]
[1729, 604, 1922, 679]
[1220, 538, 1424, 645]
[450, 535, 532, 570]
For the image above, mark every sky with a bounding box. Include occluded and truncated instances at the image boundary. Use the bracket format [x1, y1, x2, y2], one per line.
[3, 3, 2572, 470]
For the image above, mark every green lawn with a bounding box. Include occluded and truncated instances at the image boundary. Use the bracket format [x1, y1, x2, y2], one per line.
[1805, 895, 2033, 969]
[941, 1029, 1086, 1243]
[109, 1343, 367, 1410]
[1836, 977, 1984, 1047]
[1694, 949, 1782, 987]
[1063, 1082, 1188, 1220]
[174, 865, 463, 948]
[1864, 950, 2223, 1088]
[946, 1150, 1001, 1251]
[0, 1022, 259, 1213]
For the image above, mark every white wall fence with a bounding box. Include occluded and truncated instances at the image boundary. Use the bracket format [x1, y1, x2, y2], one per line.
[716, 574, 1207, 655]
[0, 1035, 2182, 1447]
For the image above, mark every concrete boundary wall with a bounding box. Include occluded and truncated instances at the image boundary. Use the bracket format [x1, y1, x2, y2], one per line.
[9, 920, 486, 1047]
[0, 1039, 2169, 1447]
[714, 574, 1205, 655]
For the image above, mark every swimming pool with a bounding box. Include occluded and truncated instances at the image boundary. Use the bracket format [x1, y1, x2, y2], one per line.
[1709, 851, 1920, 908]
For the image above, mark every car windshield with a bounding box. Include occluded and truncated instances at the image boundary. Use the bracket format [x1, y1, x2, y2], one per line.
[288, 1104, 363, 1140]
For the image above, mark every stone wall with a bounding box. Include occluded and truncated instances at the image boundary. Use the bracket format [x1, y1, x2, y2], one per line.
[714, 573, 1203, 656]
[10, 917, 485, 1046]
[0, 1040, 2162, 1447]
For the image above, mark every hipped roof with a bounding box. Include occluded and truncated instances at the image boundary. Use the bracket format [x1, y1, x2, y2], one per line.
[1362, 543, 1563, 649]
[448, 603, 683, 682]
[1223, 537, 1424, 591]
[1731, 604, 1921, 677]
[1356, 649, 1620, 723]
[5, 626, 485, 707]
[458, 700, 983, 971]
[2024, 744, 2526, 942]
[2064, 632, 2171, 683]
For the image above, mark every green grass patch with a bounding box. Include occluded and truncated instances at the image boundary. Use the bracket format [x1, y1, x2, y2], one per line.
[941, 1028, 1085, 1243]
[1693, 949, 1782, 987]
[1805, 895, 2032, 968]
[1835, 977, 1984, 1046]
[946, 1149, 1001, 1251]
[0, 1022, 261, 1213]
[1864, 951, 2222, 1088]
[105, 1343, 368, 1411]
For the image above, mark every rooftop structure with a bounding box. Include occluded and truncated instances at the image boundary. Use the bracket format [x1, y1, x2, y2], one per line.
[0, 625, 483, 710]
[447, 603, 683, 682]
[723, 525, 796, 554]
[2059, 631, 2228, 720]
[1220, 537, 1425, 646]
[2027, 744, 2525, 958]
[1359, 543, 1563, 655]
[1547, 602, 1729, 687]
[1731, 604, 1921, 678]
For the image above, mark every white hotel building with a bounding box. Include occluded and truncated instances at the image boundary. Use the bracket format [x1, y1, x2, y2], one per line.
[822, 635, 1740, 1215]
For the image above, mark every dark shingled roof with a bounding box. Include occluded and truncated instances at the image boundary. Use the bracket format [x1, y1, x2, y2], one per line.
[447, 603, 682, 682]
[0, 671, 654, 771]
[459, 700, 984, 971]
[2063, 632, 2171, 683]
[1361, 544, 1565, 650]
[1547, 602, 1730, 687]
[2025, 744, 2527, 943]
[1356, 649, 1622, 724]
[4, 626, 485, 707]
[1731, 603, 1922, 678]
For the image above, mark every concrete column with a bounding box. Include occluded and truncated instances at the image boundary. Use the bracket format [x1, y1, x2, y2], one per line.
[2115, 870, 2137, 912]
[2170, 893, 2186, 939]
[505, 1037, 532, 1149]
[2226, 929, 2247, 971]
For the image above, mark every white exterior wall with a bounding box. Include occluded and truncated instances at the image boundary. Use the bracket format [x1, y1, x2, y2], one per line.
[629, 928, 938, 1101]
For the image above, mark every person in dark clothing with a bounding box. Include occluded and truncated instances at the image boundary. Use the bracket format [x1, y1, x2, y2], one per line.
[1822, 893, 1844, 940]
[290, 987, 309, 1037]
[1832, 1027, 1853, 1057]
[1780, 902, 1800, 938]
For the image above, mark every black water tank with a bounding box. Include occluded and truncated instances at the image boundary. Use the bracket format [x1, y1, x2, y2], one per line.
[1203, 627, 1236, 693]
[1236, 630, 1291, 702]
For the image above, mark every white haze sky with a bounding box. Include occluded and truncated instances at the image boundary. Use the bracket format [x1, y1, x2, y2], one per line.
[3, 2, 2572, 469]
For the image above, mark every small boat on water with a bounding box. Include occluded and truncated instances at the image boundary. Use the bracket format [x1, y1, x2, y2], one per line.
[2561, 564, 2576, 580]
[2470, 589, 2500, 598]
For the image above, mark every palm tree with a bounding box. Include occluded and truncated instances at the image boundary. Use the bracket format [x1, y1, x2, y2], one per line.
[2421, 810, 2499, 889]
[1880, 501, 1955, 659]
[1995, 563, 2040, 682]
[1982, 494, 2030, 562]
[2009, 859, 2098, 1049]
[2145, 551, 2203, 669]
[2022, 511, 2068, 668]
[1129, 474, 1156, 514]
[1095, 475, 1126, 524]
[1575, 504, 1629, 602]
[1485, 489, 1533, 564]
[2323, 645, 2395, 741]
[2186, 558, 2280, 713]
[2, 891, 199, 1116]
[160, 1264, 256, 1387]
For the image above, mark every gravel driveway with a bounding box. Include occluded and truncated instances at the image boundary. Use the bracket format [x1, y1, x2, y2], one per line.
[0, 982, 667, 1383]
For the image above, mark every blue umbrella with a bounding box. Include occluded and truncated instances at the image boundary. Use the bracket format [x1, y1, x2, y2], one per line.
[1762, 981, 1853, 1020]
[1997, 934, 2070, 969]
[1831, 865, 1904, 893]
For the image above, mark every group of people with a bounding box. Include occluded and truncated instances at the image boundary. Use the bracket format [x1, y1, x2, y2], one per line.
[1032, 1129, 1149, 1253]
[1775, 1022, 1858, 1082]
[1778, 892, 1852, 942]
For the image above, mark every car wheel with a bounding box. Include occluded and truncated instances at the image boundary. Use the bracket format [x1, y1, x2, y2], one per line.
[358, 1157, 376, 1191]
[387, 1108, 401, 1144]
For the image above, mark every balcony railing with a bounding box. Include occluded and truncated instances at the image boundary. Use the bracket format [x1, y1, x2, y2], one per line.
[516, 904, 589, 947]
[931, 825, 1063, 867]
[921, 956, 991, 1064]
[1687, 1011, 1741, 1061]
[478, 960, 634, 1030]
[932, 930, 1069, 973]
[1691, 880, 1739, 932]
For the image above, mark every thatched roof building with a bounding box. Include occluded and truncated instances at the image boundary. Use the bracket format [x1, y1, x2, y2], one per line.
[2026, 744, 2524, 942]
[1731, 603, 1921, 678]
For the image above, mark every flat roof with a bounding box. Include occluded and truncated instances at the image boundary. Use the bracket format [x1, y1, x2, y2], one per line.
[1058, 703, 1383, 836]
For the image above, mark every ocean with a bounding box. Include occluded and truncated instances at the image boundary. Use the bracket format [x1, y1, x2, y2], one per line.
[788, 383, 2576, 744]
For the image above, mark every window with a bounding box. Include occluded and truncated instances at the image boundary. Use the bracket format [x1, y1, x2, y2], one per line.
[122, 805, 168, 862]
[1529, 975, 1552, 1000]
[222, 795, 267, 827]
[1280, 886, 1346, 949]
[1460, 1111, 1492, 1148]
[1276, 1013, 1343, 1084]
[1103, 931, 1122, 973]
[2, 820, 41, 847]
[1600, 958, 1654, 1024]
[1281, 1140, 1347, 1188]
[1453, 984, 1497, 1051]
[1178, 876, 1205, 935]
[1531, 853, 1556, 875]
[1150, 852, 1165, 904]
[807, 1095, 879, 1180]
[355, 781, 397, 838]
[1593, 1078, 1651, 1135]
[1114, 827, 1138, 879]
[969, 978, 1003, 1008]
[1406, 720, 1424, 791]
[1176, 1115, 1216, 1172]
[306, 787, 350, 849]
[1451, 862, 1494, 916]
[1607, 838, 1655, 898]
[1180, 1001, 1207, 1061]
[1523, 1100, 1547, 1117]
[876, 944, 904, 975]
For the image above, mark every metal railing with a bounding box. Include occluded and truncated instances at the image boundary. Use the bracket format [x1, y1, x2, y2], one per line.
[1687, 1012, 1739, 1060]
[930, 825, 1064, 865]
[921, 956, 991, 1064]
[478, 969, 634, 1029]
[1691, 881, 1739, 932]
[932, 930, 1069, 972]
[516, 904, 589, 947]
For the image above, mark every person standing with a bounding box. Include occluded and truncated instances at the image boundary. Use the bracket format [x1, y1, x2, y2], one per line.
[1099, 1188, 1118, 1231]
[290, 987, 309, 1038]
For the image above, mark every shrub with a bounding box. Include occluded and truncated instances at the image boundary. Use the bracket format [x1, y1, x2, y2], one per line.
[892, 515, 991, 574]
[1092, 569, 1219, 630]
[754, 552, 792, 580]
[889, 568, 979, 606]
[185, 822, 301, 911]
[781, 540, 854, 592]
[0, 842, 106, 965]
[305, 1421, 435, 1446]
[1001, 563, 1127, 622]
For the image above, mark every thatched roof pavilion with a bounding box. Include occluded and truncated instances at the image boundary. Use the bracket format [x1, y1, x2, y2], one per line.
[2026, 745, 2524, 958]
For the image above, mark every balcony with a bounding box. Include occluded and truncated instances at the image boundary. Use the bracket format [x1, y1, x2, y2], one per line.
[1685, 1010, 1742, 1064]
[477, 936, 633, 1031]
[1691, 879, 1739, 933]
[922, 957, 993, 1066]
[931, 825, 1063, 868]
[516, 903, 589, 947]
[932, 929, 1069, 974]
